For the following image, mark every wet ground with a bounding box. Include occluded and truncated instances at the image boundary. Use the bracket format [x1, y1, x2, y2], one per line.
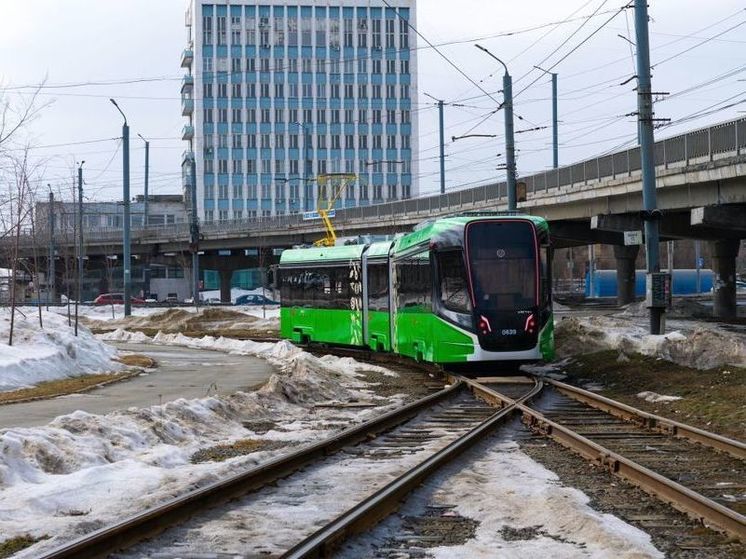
[0, 342, 277, 429]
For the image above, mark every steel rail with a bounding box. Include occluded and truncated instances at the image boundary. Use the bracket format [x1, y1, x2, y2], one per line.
[544, 378, 746, 460]
[282, 377, 543, 558]
[38, 380, 463, 559]
[483, 381, 746, 541]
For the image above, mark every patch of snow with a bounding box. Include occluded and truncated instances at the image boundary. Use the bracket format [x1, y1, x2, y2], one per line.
[555, 315, 746, 369]
[0, 338, 406, 557]
[0, 310, 120, 392]
[99, 329, 151, 343]
[636, 391, 682, 404]
[340, 438, 662, 559]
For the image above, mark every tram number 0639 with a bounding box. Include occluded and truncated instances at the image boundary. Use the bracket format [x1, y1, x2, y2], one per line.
[500, 329, 517, 336]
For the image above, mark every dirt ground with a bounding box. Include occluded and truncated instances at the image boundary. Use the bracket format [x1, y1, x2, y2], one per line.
[563, 350, 746, 441]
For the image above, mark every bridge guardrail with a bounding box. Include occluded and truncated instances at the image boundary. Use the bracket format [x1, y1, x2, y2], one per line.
[10, 116, 746, 248]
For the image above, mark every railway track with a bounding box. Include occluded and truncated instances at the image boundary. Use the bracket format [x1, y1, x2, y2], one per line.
[32, 348, 745, 558]
[37, 374, 539, 559]
[480, 376, 746, 542]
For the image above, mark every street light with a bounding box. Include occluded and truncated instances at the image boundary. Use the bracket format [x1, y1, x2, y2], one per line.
[137, 133, 150, 227]
[475, 44, 517, 211]
[110, 98, 132, 316]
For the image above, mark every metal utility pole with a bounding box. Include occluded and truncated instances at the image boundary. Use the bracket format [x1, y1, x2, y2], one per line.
[138, 133, 151, 299]
[76, 162, 85, 336]
[138, 134, 150, 226]
[110, 98, 132, 316]
[189, 156, 200, 308]
[476, 44, 517, 211]
[534, 67, 559, 168]
[634, 0, 663, 334]
[424, 93, 446, 194]
[47, 188, 55, 308]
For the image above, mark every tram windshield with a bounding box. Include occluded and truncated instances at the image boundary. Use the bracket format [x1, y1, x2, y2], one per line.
[466, 221, 537, 312]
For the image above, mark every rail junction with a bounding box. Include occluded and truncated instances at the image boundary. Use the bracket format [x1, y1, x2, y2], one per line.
[37, 348, 746, 559]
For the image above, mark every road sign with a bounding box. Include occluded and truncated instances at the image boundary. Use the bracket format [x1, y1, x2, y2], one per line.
[302, 209, 335, 221]
[623, 230, 643, 245]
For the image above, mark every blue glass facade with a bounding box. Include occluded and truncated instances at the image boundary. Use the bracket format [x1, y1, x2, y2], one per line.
[185, 1, 416, 222]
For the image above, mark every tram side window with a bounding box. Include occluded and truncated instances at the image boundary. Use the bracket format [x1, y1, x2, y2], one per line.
[437, 250, 472, 314]
[280, 266, 350, 309]
[540, 246, 551, 307]
[367, 262, 389, 312]
[396, 251, 432, 310]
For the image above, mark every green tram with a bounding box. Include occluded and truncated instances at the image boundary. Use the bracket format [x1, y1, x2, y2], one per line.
[279, 214, 554, 367]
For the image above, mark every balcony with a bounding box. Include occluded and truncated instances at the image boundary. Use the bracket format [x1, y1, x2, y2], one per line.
[181, 74, 194, 94]
[182, 149, 195, 164]
[180, 48, 193, 68]
[181, 97, 194, 116]
[181, 124, 194, 140]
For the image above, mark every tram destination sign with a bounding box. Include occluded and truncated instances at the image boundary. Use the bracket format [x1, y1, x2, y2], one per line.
[302, 210, 336, 221]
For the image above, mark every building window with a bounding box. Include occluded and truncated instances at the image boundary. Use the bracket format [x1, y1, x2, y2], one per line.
[372, 85, 381, 99]
[232, 160, 242, 174]
[261, 109, 270, 123]
[331, 109, 340, 124]
[289, 83, 299, 98]
[358, 58, 367, 73]
[345, 135, 354, 149]
[372, 60, 381, 74]
[303, 108, 313, 123]
[260, 83, 270, 98]
[317, 134, 327, 149]
[217, 16, 226, 45]
[401, 110, 410, 124]
[373, 109, 381, 124]
[246, 83, 256, 97]
[246, 16, 256, 45]
[330, 84, 340, 99]
[331, 135, 341, 149]
[402, 135, 410, 149]
[316, 83, 326, 97]
[386, 19, 395, 48]
[372, 19, 381, 49]
[275, 134, 285, 148]
[234, 209, 243, 219]
[386, 135, 396, 149]
[275, 57, 284, 72]
[344, 18, 353, 47]
[357, 18, 368, 48]
[204, 159, 214, 173]
[359, 135, 368, 149]
[231, 83, 242, 97]
[275, 108, 284, 122]
[231, 57, 242, 72]
[287, 17, 298, 46]
[373, 135, 382, 149]
[401, 60, 410, 74]
[358, 109, 367, 123]
[218, 83, 227, 97]
[260, 58, 270, 72]
[288, 58, 298, 73]
[387, 59, 396, 74]
[205, 210, 214, 221]
[301, 15, 312, 46]
[232, 108, 242, 123]
[399, 19, 409, 49]
[344, 58, 354, 74]
[388, 183, 397, 200]
[358, 84, 367, 99]
[261, 159, 271, 174]
[386, 84, 396, 99]
[290, 160, 299, 174]
[203, 57, 213, 72]
[219, 210, 229, 221]
[303, 84, 313, 98]
[247, 108, 256, 123]
[344, 84, 354, 98]
[316, 16, 326, 46]
[261, 134, 271, 148]
[400, 85, 410, 99]
[289, 134, 299, 149]
[302, 58, 312, 73]
[204, 108, 214, 123]
[246, 58, 256, 72]
[203, 16, 213, 45]
[274, 16, 285, 46]
[218, 159, 228, 174]
[233, 183, 243, 198]
[259, 16, 270, 46]
[231, 16, 241, 45]
[345, 109, 354, 123]
[232, 133, 242, 148]
[205, 184, 215, 199]
[317, 109, 326, 124]
[247, 160, 256, 174]
[204, 83, 213, 98]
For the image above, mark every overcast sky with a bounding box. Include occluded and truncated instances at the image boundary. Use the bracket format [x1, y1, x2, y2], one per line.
[1, 0, 744, 202]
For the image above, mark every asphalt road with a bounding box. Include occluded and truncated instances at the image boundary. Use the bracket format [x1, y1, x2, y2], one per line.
[0, 342, 276, 429]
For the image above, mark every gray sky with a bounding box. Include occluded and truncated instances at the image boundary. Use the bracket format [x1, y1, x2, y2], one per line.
[1, 0, 744, 202]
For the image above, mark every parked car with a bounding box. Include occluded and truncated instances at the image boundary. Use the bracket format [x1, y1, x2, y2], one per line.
[94, 293, 145, 305]
[235, 293, 279, 306]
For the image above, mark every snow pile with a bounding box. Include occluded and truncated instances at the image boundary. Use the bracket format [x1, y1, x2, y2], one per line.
[637, 391, 682, 404]
[555, 315, 746, 369]
[0, 340, 403, 556]
[0, 310, 120, 392]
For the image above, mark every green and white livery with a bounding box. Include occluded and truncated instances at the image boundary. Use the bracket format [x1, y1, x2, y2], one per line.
[280, 214, 554, 368]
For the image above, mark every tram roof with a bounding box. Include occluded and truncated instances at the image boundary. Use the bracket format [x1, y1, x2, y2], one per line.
[280, 244, 366, 265]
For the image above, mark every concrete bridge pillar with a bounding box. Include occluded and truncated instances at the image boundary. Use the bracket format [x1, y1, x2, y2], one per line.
[711, 239, 740, 319]
[219, 269, 233, 304]
[613, 244, 640, 306]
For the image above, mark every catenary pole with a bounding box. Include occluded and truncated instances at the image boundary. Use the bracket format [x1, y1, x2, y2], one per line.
[76, 162, 84, 336]
[438, 99, 445, 194]
[189, 155, 200, 308]
[634, 0, 663, 334]
[138, 134, 150, 298]
[552, 72, 558, 168]
[47, 188, 55, 308]
[111, 99, 132, 317]
[476, 45, 516, 211]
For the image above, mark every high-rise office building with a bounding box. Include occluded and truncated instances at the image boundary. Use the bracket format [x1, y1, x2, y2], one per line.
[182, 0, 418, 222]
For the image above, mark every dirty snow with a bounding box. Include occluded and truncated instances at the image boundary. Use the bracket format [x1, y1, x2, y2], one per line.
[340, 437, 662, 559]
[636, 391, 683, 404]
[0, 339, 406, 557]
[0, 309, 120, 392]
[555, 315, 746, 369]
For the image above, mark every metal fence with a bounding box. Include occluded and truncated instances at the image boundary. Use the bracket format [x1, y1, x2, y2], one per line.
[21, 116, 746, 247]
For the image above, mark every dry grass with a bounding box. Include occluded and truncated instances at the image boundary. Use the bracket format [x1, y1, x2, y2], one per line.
[115, 354, 157, 368]
[0, 371, 141, 405]
[566, 350, 746, 440]
[0, 535, 47, 558]
[191, 438, 286, 463]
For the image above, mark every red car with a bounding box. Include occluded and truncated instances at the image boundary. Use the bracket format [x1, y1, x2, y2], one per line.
[94, 293, 145, 305]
